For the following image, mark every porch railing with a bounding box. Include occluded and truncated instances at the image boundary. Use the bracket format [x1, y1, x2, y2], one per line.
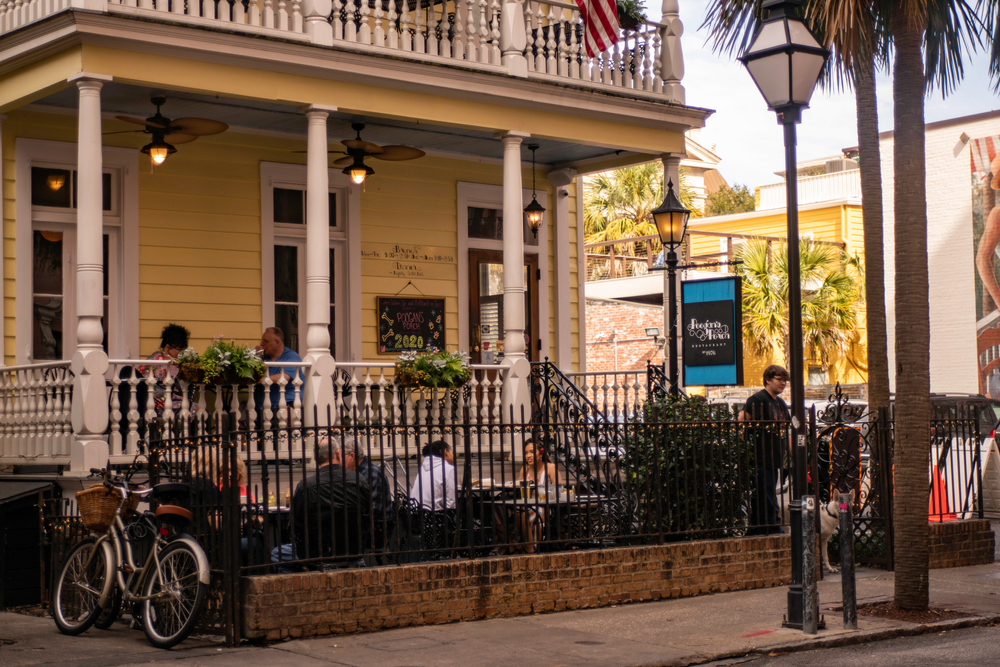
[0, 0, 682, 102]
[0, 360, 75, 464]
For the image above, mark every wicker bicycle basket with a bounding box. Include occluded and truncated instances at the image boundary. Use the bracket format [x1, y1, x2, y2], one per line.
[76, 485, 138, 532]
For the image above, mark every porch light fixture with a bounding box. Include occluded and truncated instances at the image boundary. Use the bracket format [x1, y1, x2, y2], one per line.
[46, 174, 66, 191]
[524, 144, 545, 237]
[141, 136, 176, 165]
[343, 155, 374, 185]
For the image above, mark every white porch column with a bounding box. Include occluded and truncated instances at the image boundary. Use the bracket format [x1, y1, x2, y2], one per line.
[661, 153, 684, 388]
[300, 105, 337, 426]
[500, 131, 531, 422]
[659, 0, 685, 104]
[70, 74, 112, 472]
[548, 167, 576, 371]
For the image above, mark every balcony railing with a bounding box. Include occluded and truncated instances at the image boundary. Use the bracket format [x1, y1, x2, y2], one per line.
[1, 0, 683, 102]
[757, 169, 862, 210]
[0, 357, 506, 466]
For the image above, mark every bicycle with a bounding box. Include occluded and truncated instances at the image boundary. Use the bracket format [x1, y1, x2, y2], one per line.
[51, 461, 211, 649]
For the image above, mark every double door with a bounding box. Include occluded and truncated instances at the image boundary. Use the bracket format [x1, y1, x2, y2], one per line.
[469, 250, 539, 364]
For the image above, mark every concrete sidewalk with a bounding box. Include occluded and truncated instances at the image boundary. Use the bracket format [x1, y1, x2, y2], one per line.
[3, 564, 1000, 667]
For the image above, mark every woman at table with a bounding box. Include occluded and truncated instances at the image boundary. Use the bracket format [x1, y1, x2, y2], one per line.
[137, 323, 196, 415]
[497, 439, 560, 554]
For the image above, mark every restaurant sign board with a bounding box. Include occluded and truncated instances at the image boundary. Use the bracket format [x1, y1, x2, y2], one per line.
[377, 297, 446, 354]
[681, 276, 743, 387]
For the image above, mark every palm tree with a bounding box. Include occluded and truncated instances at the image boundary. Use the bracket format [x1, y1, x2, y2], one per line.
[736, 238, 864, 371]
[584, 162, 696, 277]
[703, 0, 984, 611]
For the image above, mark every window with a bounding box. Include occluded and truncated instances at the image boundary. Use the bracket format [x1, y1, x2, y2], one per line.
[261, 163, 356, 360]
[468, 206, 538, 246]
[16, 140, 138, 363]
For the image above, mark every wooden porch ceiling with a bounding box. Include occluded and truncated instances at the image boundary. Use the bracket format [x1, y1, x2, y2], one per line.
[32, 82, 657, 170]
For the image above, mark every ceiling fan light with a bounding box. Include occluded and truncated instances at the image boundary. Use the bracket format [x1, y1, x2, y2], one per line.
[344, 158, 374, 184]
[141, 138, 176, 165]
[46, 174, 66, 191]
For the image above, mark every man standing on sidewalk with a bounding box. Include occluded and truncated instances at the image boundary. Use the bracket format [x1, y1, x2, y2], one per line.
[739, 364, 790, 535]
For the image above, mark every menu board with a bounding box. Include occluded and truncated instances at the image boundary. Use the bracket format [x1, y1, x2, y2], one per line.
[377, 297, 446, 354]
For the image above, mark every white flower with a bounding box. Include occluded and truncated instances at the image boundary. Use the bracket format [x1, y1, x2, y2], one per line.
[431, 359, 446, 369]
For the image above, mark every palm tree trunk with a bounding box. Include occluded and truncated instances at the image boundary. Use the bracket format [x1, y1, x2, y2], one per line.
[890, 0, 931, 612]
[854, 58, 890, 413]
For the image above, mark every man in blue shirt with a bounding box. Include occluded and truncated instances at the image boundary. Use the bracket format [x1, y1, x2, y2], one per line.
[255, 327, 303, 407]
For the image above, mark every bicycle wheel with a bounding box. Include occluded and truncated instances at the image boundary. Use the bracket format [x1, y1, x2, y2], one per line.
[52, 537, 114, 635]
[141, 541, 208, 649]
[93, 583, 122, 629]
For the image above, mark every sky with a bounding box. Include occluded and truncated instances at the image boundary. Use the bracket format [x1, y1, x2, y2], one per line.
[674, 0, 1000, 188]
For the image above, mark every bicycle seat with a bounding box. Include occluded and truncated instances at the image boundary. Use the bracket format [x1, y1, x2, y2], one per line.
[152, 482, 190, 505]
[155, 504, 193, 527]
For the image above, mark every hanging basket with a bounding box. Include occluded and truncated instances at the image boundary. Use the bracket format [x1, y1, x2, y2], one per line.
[176, 362, 205, 385]
[76, 485, 138, 533]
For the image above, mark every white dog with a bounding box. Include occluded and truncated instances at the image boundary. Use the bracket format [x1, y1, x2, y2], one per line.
[777, 483, 856, 573]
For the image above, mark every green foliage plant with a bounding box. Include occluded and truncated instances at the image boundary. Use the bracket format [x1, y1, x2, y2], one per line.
[621, 394, 753, 540]
[394, 349, 472, 389]
[615, 0, 646, 30]
[174, 337, 266, 386]
[703, 183, 756, 217]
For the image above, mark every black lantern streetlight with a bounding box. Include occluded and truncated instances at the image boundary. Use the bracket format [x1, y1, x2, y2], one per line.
[524, 144, 545, 238]
[739, 0, 828, 631]
[651, 178, 690, 397]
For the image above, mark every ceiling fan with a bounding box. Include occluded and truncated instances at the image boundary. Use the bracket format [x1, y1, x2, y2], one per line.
[105, 96, 229, 165]
[314, 122, 426, 184]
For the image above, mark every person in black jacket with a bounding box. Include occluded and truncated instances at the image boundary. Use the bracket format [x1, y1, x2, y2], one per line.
[271, 437, 371, 571]
[739, 364, 790, 535]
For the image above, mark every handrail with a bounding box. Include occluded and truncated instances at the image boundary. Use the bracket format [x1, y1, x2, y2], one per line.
[585, 231, 846, 251]
[1, 360, 73, 372]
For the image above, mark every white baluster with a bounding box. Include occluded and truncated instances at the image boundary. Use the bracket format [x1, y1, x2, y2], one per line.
[533, 4, 545, 72]
[478, 0, 489, 62]
[0, 373, 10, 457]
[359, 0, 371, 44]
[263, 0, 273, 27]
[154, 0, 165, 11]
[277, 0, 288, 29]
[373, 0, 384, 46]
[400, 0, 411, 51]
[345, 0, 357, 42]
[249, 0, 260, 25]
[386, 0, 397, 49]
[465, 0, 477, 61]
[569, 11, 581, 79]
[127, 368, 141, 456]
[376, 368, 388, 423]
[330, 0, 341, 38]
[187, 0, 199, 17]
[178, 379, 191, 439]
[43, 370, 56, 459]
[110, 367, 123, 458]
[291, 0, 302, 32]
[632, 32, 643, 89]
[489, 0, 500, 65]
[161, 372, 174, 444]
[642, 30, 653, 90]
[218, 0, 230, 21]
[556, 13, 568, 76]
[652, 31, 663, 91]
[144, 369, 157, 444]
[450, 0, 464, 61]
[545, 6, 557, 74]
[426, 0, 438, 56]
[172, 0, 183, 15]
[203, 0, 215, 19]
[196, 383, 208, 437]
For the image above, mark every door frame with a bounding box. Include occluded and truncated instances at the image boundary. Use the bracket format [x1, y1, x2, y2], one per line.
[468, 249, 540, 363]
[457, 181, 549, 358]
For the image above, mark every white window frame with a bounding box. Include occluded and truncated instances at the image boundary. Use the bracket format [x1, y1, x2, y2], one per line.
[457, 181, 549, 358]
[15, 139, 139, 363]
[260, 162, 361, 361]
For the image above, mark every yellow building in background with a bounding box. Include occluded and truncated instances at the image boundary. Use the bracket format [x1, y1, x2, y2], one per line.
[686, 159, 867, 391]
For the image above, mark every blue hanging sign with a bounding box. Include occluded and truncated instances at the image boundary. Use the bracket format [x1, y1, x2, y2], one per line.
[681, 276, 743, 387]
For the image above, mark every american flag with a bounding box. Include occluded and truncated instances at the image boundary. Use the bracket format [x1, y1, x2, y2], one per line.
[575, 0, 620, 58]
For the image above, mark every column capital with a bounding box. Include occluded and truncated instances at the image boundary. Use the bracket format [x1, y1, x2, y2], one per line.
[68, 72, 113, 84]
[496, 130, 530, 143]
[297, 104, 338, 115]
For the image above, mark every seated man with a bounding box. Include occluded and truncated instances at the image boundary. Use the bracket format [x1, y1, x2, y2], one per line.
[353, 442, 393, 551]
[270, 437, 371, 571]
[254, 326, 303, 409]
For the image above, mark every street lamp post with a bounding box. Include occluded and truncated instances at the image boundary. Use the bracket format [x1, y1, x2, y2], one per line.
[651, 180, 691, 397]
[738, 0, 828, 630]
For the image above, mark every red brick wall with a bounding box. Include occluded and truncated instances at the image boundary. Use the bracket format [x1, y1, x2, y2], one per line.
[242, 536, 791, 640]
[928, 520, 994, 569]
[586, 299, 666, 373]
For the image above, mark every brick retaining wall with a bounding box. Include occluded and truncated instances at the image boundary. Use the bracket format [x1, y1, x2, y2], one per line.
[242, 536, 791, 640]
[928, 519, 994, 569]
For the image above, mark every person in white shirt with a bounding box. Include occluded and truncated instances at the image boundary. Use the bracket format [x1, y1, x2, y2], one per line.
[409, 440, 456, 511]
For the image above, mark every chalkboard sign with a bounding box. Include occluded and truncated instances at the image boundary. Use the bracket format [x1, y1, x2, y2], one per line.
[377, 297, 446, 354]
